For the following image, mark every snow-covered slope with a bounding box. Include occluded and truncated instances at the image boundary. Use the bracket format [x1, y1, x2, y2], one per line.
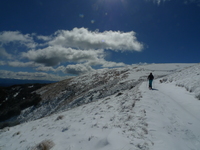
[16, 63, 194, 123]
[162, 63, 200, 99]
[0, 63, 200, 150]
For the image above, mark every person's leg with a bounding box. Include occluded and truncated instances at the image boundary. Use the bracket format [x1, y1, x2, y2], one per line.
[149, 80, 153, 89]
[149, 80, 151, 88]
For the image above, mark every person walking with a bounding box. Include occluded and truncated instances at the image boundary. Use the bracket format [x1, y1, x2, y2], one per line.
[147, 73, 154, 90]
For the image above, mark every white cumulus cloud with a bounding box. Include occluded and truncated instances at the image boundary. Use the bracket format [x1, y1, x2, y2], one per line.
[0, 47, 12, 59]
[0, 31, 36, 48]
[48, 28, 144, 52]
[22, 46, 105, 66]
[7, 61, 41, 68]
[0, 61, 6, 66]
[65, 64, 95, 75]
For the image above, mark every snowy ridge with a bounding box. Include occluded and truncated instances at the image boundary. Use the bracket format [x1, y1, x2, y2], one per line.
[1, 63, 200, 150]
[17, 63, 193, 123]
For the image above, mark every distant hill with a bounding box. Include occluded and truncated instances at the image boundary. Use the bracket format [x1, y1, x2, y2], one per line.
[0, 78, 57, 87]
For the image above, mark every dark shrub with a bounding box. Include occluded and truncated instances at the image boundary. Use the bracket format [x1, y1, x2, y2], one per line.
[0, 84, 44, 122]
[0, 107, 21, 122]
[0, 120, 20, 129]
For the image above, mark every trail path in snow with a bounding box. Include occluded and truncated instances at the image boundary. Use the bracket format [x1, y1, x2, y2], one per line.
[138, 80, 200, 150]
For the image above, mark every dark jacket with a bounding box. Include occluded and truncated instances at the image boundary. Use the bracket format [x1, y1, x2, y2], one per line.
[148, 73, 154, 80]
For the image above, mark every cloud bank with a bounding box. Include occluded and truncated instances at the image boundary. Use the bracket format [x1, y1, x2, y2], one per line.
[0, 70, 66, 81]
[0, 28, 143, 78]
[22, 28, 143, 71]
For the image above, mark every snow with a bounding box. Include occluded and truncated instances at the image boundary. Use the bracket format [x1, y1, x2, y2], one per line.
[0, 63, 200, 150]
[13, 92, 19, 98]
[139, 81, 200, 150]
[163, 64, 200, 99]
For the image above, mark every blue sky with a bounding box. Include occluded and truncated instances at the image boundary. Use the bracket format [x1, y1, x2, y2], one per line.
[0, 0, 200, 80]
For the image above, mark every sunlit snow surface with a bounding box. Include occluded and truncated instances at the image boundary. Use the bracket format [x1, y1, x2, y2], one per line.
[1, 63, 200, 150]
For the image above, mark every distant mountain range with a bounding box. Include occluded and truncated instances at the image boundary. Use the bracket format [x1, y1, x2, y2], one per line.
[0, 78, 57, 87]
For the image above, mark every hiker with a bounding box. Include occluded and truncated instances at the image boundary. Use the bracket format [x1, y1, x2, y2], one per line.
[147, 73, 154, 90]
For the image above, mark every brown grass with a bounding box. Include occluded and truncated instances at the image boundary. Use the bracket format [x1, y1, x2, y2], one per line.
[31, 140, 55, 150]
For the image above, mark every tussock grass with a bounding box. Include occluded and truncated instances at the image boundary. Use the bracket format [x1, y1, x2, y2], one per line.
[55, 115, 64, 121]
[31, 140, 55, 150]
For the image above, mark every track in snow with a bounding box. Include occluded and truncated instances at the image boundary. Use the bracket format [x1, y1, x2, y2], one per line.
[138, 80, 200, 150]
